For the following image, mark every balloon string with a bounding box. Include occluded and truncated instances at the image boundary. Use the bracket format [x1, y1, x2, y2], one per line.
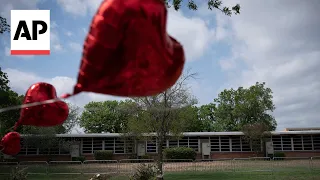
[0, 98, 61, 113]
[0, 93, 74, 114]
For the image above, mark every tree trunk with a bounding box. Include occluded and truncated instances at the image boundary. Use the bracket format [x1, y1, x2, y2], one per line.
[156, 137, 164, 180]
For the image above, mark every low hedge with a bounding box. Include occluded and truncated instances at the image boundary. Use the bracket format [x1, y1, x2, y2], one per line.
[72, 156, 86, 162]
[164, 147, 196, 160]
[268, 152, 285, 160]
[94, 150, 113, 160]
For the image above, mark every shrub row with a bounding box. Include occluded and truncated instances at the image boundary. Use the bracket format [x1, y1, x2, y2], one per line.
[164, 147, 197, 160]
[94, 150, 113, 160]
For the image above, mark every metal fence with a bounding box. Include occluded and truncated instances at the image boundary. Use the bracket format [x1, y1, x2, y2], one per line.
[1, 157, 320, 175]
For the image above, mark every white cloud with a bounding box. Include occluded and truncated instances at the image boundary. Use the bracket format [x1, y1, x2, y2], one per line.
[56, 0, 102, 17]
[65, 31, 73, 37]
[216, 0, 320, 130]
[68, 42, 82, 52]
[167, 10, 215, 61]
[50, 22, 63, 53]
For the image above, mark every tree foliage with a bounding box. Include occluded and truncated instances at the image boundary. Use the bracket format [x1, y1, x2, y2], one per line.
[0, 16, 10, 34]
[213, 82, 277, 131]
[164, 0, 240, 16]
[79, 100, 136, 133]
[197, 103, 217, 132]
[0, 67, 24, 136]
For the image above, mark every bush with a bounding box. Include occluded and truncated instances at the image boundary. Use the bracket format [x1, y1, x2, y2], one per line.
[273, 152, 286, 160]
[72, 156, 86, 162]
[9, 166, 28, 180]
[164, 147, 196, 160]
[140, 155, 151, 159]
[128, 154, 138, 159]
[130, 163, 157, 180]
[94, 150, 113, 160]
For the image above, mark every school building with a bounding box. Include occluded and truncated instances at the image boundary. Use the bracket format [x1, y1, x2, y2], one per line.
[14, 128, 320, 161]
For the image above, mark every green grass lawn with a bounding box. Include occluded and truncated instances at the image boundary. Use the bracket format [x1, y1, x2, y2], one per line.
[1, 160, 319, 180]
[1, 171, 320, 180]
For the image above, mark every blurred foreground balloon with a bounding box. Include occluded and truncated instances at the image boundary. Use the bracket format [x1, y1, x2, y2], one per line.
[70, 0, 185, 97]
[14, 82, 69, 130]
[0, 132, 21, 155]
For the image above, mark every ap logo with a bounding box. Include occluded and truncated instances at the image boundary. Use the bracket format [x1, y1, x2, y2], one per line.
[11, 10, 50, 55]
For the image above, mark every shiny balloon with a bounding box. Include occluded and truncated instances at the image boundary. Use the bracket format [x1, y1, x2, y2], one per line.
[0, 132, 21, 155]
[72, 0, 185, 97]
[15, 82, 69, 129]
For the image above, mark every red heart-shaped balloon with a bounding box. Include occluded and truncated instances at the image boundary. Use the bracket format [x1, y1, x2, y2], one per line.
[72, 0, 185, 97]
[1, 132, 21, 155]
[15, 82, 69, 129]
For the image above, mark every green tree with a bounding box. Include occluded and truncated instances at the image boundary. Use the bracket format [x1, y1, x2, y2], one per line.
[197, 103, 217, 132]
[79, 100, 135, 133]
[126, 71, 197, 179]
[0, 67, 24, 136]
[165, 0, 240, 16]
[213, 82, 277, 131]
[183, 105, 203, 132]
[0, 16, 10, 34]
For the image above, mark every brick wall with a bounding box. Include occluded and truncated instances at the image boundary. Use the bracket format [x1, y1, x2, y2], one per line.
[210, 152, 263, 159]
[283, 151, 320, 157]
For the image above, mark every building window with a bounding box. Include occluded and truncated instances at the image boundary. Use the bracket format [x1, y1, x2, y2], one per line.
[82, 138, 93, 154]
[220, 136, 230, 152]
[313, 135, 320, 150]
[168, 139, 178, 148]
[302, 136, 313, 151]
[178, 137, 188, 147]
[188, 137, 199, 152]
[93, 138, 103, 153]
[273, 135, 317, 152]
[114, 138, 125, 154]
[293, 136, 303, 151]
[272, 136, 282, 151]
[38, 140, 59, 155]
[282, 136, 292, 151]
[104, 138, 114, 151]
[146, 138, 157, 153]
[231, 136, 241, 152]
[210, 136, 220, 152]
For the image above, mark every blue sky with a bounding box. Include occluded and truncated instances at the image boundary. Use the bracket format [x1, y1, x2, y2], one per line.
[1, 0, 320, 131]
